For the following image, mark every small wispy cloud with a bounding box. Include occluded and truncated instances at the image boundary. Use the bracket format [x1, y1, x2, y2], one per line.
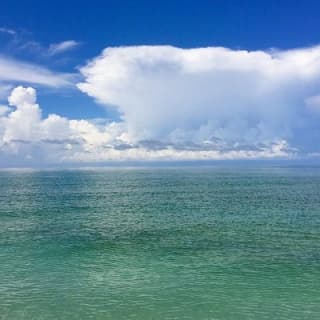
[0, 56, 75, 87]
[0, 27, 80, 59]
[48, 40, 80, 55]
[0, 27, 16, 36]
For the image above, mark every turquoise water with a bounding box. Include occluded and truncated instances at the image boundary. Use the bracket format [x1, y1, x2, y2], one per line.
[1, 165, 320, 319]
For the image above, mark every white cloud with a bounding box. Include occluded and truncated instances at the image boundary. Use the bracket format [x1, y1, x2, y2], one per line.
[0, 86, 127, 164]
[0, 86, 293, 166]
[4, 45, 320, 165]
[78, 45, 320, 155]
[8, 86, 37, 106]
[48, 40, 80, 55]
[0, 56, 74, 87]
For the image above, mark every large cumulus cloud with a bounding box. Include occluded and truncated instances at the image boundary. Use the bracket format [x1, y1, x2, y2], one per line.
[78, 45, 320, 155]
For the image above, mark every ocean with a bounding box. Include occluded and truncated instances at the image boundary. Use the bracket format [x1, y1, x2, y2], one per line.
[1, 164, 320, 319]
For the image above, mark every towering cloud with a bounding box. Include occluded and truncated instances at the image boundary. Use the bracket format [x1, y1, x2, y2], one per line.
[0, 86, 126, 165]
[78, 45, 320, 155]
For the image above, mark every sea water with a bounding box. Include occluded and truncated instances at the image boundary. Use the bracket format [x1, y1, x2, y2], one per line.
[0, 164, 320, 319]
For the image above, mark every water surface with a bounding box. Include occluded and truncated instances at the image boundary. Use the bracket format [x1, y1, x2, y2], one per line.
[1, 165, 320, 319]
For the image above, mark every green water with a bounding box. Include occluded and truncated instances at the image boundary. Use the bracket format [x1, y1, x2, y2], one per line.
[1, 165, 320, 319]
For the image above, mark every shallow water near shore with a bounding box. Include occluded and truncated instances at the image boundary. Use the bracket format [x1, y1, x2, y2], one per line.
[1, 164, 320, 319]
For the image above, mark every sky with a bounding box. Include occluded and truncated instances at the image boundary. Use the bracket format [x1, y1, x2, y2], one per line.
[1, 0, 320, 166]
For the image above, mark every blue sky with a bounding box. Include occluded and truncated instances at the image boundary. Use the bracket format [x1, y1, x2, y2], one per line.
[2, 0, 320, 117]
[1, 0, 320, 165]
